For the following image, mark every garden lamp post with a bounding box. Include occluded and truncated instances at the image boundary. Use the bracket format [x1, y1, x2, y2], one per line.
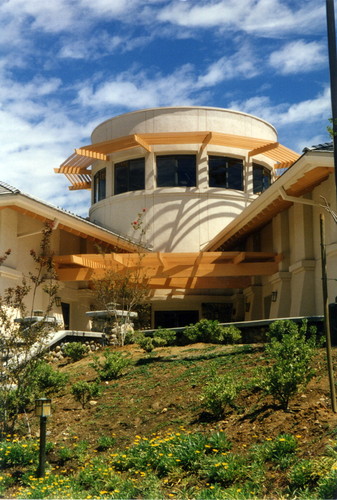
[35, 398, 52, 478]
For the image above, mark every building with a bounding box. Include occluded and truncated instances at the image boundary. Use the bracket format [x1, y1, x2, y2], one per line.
[1, 107, 336, 330]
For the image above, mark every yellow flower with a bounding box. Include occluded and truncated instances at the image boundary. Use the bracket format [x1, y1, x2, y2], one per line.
[279, 438, 285, 442]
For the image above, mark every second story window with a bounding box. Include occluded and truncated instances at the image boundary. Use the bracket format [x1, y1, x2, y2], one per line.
[253, 164, 271, 193]
[114, 158, 145, 195]
[93, 168, 106, 203]
[208, 156, 244, 191]
[157, 155, 196, 187]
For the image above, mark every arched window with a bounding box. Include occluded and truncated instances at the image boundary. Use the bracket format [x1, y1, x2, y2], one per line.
[93, 168, 106, 203]
[208, 156, 243, 190]
[114, 158, 145, 195]
[253, 164, 271, 193]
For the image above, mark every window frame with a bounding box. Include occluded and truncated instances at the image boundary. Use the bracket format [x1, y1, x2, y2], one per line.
[93, 167, 106, 203]
[208, 155, 244, 191]
[114, 157, 145, 195]
[156, 154, 197, 188]
[252, 163, 271, 194]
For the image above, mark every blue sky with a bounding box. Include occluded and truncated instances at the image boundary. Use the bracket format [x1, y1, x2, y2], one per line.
[0, 0, 332, 216]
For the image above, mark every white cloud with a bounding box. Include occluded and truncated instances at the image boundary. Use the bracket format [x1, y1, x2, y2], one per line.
[77, 64, 202, 109]
[269, 40, 327, 75]
[229, 88, 331, 127]
[158, 0, 325, 36]
[196, 45, 259, 87]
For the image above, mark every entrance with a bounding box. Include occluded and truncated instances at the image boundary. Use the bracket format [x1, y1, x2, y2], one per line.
[154, 310, 199, 329]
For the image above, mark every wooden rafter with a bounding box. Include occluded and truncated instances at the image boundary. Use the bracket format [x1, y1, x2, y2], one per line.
[54, 251, 281, 289]
[57, 132, 299, 190]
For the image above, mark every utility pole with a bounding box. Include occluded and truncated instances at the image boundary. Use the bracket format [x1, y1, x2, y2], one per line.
[326, 0, 337, 199]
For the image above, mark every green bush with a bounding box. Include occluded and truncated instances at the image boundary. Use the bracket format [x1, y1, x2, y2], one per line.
[90, 351, 131, 380]
[260, 320, 317, 410]
[71, 381, 102, 409]
[138, 336, 155, 353]
[201, 374, 241, 417]
[183, 319, 241, 344]
[219, 325, 242, 344]
[153, 328, 177, 346]
[31, 361, 69, 395]
[62, 342, 88, 362]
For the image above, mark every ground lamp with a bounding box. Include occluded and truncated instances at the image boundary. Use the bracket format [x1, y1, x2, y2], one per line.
[35, 398, 52, 478]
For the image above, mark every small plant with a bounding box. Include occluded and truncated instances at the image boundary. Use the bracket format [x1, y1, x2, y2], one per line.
[90, 350, 131, 380]
[71, 381, 102, 409]
[62, 342, 88, 362]
[96, 435, 116, 451]
[251, 434, 298, 470]
[0, 439, 39, 468]
[260, 320, 317, 409]
[201, 374, 241, 417]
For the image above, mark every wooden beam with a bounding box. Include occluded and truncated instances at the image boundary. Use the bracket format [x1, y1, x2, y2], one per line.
[134, 134, 152, 152]
[75, 148, 108, 161]
[248, 142, 279, 159]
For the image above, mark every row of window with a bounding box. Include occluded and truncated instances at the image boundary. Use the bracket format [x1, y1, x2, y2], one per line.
[93, 155, 271, 202]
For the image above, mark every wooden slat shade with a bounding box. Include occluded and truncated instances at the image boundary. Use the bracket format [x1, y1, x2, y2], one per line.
[57, 132, 299, 190]
[54, 251, 281, 289]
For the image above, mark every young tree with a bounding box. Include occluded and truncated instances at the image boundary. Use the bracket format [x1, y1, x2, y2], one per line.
[0, 221, 59, 436]
[92, 210, 151, 346]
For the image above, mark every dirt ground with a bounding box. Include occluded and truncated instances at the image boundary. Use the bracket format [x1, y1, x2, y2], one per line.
[20, 343, 337, 465]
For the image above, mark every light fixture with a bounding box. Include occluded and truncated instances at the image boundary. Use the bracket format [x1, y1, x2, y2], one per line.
[35, 398, 52, 478]
[35, 398, 52, 417]
[55, 296, 61, 307]
[271, 291, 278, 302]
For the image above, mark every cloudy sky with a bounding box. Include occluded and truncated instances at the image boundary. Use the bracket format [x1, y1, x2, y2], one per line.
[0, 0, 332, 216]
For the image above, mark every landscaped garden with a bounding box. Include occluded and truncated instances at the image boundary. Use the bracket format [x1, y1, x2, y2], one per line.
[1, 319, 337, 499]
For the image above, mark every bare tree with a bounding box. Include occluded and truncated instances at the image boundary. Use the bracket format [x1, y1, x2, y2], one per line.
[92, 210, 151, 346]
[0, 221, 59, 435]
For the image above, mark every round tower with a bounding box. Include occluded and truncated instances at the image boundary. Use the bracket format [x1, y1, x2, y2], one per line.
[89, 106, 278, 251]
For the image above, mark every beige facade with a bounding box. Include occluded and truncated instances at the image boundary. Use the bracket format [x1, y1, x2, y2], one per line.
[2, 107, 336, 330]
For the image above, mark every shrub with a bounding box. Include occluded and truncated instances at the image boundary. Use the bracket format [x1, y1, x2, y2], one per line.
[31, 361, 69, 395]
[183, 319, 241, 344]
[219, 325, 242, 344]
[62, 342, 88, 362]
[71, 381, 102, 409]
[153, 328, 177, 346]
[90, 351, 131, 380]
[260, 320, 317, 410]
[138, 336, 155, 353]
[201, 374, 241, 417]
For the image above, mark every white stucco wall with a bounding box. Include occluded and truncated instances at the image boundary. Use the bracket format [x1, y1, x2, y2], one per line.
[89, 107, 277, 252]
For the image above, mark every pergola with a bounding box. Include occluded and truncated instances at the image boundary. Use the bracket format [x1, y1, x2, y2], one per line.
[54, 251, 282, 290]
[55, 131, 299, 190]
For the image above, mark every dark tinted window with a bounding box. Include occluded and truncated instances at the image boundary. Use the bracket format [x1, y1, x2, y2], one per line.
[93, 168, 106, 203]
[253, 164, 271, 193]
[157, 155, 196, 187]
[114, 158, 145, 195]
[209, 156, 243, 190]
